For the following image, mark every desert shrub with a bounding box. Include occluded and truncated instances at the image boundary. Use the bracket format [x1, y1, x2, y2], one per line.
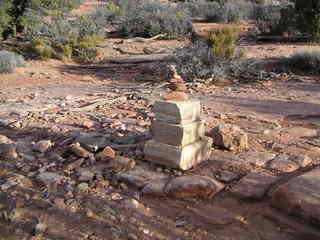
[76, 15, 105, 39]
[91, 5, 122, 26]
[72, 35, 102, 62]
[280, 50, 320, 74]
[219, 0, 254, 23]
[174, 41, 246, 82]
[30, 39, 56, 60]
[177, 0, 220, 19]
[207, 27, 239, 58]
[1, 0, 83, 39]
[177, 0, 253, 23]
[118, 0, 192, 39]
[252, 1, 295, 35]
[0, 50, 26, 73]
[174, 25, 245, 82]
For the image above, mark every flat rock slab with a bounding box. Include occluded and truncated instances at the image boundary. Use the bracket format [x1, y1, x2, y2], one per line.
[144, 137, 212, 170]
[266, 154, 312, 173]
[238, 152, 276, 167]
[231, 173, 278, 200]
[164, 175, 224, 198]
[151, 120, 204, 146]
[267, 154, 299, 173]
[153, 100, 201, 124]
[271, 168, 320, 226]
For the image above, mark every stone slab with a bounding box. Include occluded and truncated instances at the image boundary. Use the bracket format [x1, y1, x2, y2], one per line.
[238, 152, 276, 167]
[151, 120, 204, 146]
[231, 173, 278, 200]
[153, 100, 201, 124]
[271, 168, 320, 226]
[144, 137, 212, 170]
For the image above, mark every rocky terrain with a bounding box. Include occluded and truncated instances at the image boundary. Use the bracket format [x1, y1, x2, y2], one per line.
[1, 59, 320, 239]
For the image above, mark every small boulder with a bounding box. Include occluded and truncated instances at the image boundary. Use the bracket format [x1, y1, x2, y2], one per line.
[164, 175, 224, 199]
[211, 124, 248, 151]
[0, 144, 18, 161]
[69, 143, 92, 158]
[96, 146, 115, 162]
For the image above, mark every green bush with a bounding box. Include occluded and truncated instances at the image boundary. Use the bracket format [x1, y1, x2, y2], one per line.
[2, 0, 83, 39]
[72, 35, 102, 62]
[207, 27, 239, 58]
[0, 50, 25, 73]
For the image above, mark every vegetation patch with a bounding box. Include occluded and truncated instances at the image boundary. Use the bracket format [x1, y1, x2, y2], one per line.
[280, 50, 320, 74]
[0, 50, 25, 73]
[117, 0, 193, 39]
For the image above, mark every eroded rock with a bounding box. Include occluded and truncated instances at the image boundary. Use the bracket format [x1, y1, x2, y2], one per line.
[164, 175, 224, 199]
[211, 124, 248, 151]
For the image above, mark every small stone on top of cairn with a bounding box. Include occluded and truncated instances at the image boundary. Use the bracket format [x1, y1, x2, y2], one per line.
[163, 65, 189, 101]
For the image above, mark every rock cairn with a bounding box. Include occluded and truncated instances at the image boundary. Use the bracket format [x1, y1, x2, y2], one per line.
[144, 66, 212, 170]
[163, 65, 189, 101]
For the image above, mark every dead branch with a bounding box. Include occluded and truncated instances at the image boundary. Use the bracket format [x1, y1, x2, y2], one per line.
[119, 33, 167, 43]
[106, 54, 174, 64]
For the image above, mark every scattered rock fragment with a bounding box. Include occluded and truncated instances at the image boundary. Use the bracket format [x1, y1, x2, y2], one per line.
[96, 146, 116, 162]
[37, 172, 63, 185]
[164, 175, 224, 199]
[110, 156, 136, 172]
[238, 151, 276, 168]
[69, 143, 92, 158]
[33, 140, 53, 153]
[211, 124, 248, 151]
[77, 182, 89, 192]
[0, 144, 18, 161]
[231, 173, 278, 200]
[0, 135, 13, 144]
[77, 168, 95, 182]
[81, 120, 95, 129]
[34, 222, 47, 236]
[65, 158, 84, 171]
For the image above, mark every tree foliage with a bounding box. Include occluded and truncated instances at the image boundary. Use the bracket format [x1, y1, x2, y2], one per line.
[0, 0, 82, 39]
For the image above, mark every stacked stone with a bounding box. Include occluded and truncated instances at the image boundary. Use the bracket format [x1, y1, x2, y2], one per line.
[144, 100, 213, 170]
[163, 65, 189, 101]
